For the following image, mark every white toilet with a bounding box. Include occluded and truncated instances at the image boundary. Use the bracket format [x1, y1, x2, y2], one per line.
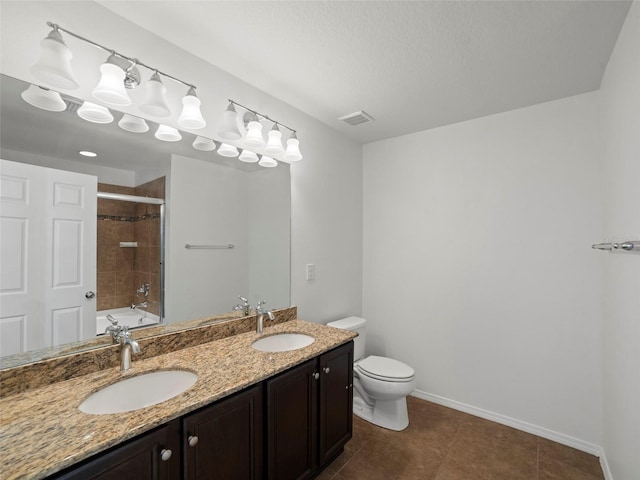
[327, 316, 416, 431]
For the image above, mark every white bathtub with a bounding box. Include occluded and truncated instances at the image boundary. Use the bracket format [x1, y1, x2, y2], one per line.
[96, 308, 160, 336]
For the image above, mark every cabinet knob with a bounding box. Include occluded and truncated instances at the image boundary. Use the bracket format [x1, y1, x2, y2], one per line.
[313, 372, 320, 380]
[323, 367, 330, 374]
[160, 449, 172, 462]
[188, 435, 199, 447]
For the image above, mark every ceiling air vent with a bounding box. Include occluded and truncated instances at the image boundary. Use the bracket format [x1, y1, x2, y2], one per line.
[338, 110, 375, 126]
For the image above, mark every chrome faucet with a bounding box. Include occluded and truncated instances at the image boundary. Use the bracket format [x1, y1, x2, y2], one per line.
[105, 315, 121, 343]
[256, 301, 275, 334]
[116, 326, 141, 371]
[131, 283, 150, 310]
[233, 296, 251, 316]
[130, 300, 148, 310]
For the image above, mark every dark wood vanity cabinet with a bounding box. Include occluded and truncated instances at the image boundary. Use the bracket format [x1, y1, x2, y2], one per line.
[51, 420, 181, 480]
[182, 384, 263, 480]
[317, 341, 354, 466]
[48, 341, 352, 480]
[267, 341, 354, 480]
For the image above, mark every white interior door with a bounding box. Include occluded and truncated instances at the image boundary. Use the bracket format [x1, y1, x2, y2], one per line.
[0, 159, 97, 357]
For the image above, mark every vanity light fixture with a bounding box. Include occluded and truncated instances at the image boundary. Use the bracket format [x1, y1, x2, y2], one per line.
[20, 84, 67, 112]
[283, 132, 303, 162]
[92, 54, 133, 106]
[217, 143, 239, 157]
[77, 101, 113, 124]
[30, 22, 201, 124]
[217, 102, 242, 140]
[192, 136, 216, 151]
[28, 22, 303, 162]
[243, 113, 266, 149]
[118, 114, 149, 133]
[30, 25, 79, 90]
[178, 87, 206, 129]
[258, 155, 277, 168]
[264, 124, 285, 156]
[239, 149, 259, 163]
[155, 124, 182, 142]
[140, 72, 171, 117]
[223, 100, 302, 162]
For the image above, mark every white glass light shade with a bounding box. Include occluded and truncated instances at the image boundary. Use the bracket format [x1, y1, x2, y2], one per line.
[77, 101, 113, 124]
[264, 126, 285, 156]
[118, 114, 149, 133]
[258, 156, 277, 168]
[140, 73, 171, 117]
[155, 125, 182, 142]
[21, 84, 66, 112]
[244, 119, 265, 148]
[178, 89, 206, 129]
[217, 143, 239, 157]
[92, 62, 132, 106]
[283, 135, 303, 162]
[239, 149, 259, 163]
[30, 29, 79, 90]
[192, 136, 216, 151]
[217, 103, 242, 140]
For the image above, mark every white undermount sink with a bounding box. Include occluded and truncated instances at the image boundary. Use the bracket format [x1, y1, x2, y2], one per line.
[252, 333, 315, 352]
[79, 370, 198, 415]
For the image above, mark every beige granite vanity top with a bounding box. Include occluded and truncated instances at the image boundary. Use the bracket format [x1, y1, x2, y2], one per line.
[0, 319, 356, 480]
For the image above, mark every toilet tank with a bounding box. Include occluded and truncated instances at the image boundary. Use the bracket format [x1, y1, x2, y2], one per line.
[327, 316, 366, 361]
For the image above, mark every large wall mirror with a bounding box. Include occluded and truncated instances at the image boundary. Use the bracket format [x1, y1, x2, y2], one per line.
[0, 74, 291, 368]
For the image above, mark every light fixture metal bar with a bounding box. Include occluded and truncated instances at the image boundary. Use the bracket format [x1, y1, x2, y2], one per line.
[228, 99, 296, 134]
[47, 22, 196, 90]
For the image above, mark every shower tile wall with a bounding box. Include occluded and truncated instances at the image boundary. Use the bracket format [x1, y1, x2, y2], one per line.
[96, 177, 165, 316]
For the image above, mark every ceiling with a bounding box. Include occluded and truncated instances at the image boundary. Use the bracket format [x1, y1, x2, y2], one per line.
[97, 0, 632, 145]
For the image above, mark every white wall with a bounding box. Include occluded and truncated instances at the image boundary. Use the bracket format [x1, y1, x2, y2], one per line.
[599, 2, 640, 478]
[363, 92, 604, 447]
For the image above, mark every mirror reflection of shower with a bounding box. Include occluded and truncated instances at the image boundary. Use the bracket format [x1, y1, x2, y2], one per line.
[95, 177, 165, 336]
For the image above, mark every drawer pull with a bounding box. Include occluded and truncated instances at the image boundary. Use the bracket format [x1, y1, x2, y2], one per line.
[313, 372, 319, 380]
[160, 449, 172, 462]
[323, 367, 330, 374]
[188, 435, 199, 447]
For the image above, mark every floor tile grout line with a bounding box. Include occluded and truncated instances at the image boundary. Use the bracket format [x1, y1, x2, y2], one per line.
[331, 433, 371, 478]
[430, 422, 464, 479]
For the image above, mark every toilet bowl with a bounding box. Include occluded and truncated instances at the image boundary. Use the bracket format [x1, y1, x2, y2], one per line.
[327, 317, 415, 431]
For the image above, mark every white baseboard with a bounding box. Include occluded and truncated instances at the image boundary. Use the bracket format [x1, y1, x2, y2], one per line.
[600, 452, 613, 480]
[411, 388, 611, 478]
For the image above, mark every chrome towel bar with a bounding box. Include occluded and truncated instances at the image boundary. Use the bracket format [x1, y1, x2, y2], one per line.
[592, 241, 639, 251]
[184, 243, 234, 249]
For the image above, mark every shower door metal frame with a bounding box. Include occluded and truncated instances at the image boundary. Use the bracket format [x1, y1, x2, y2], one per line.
[96, 192, 165, 323]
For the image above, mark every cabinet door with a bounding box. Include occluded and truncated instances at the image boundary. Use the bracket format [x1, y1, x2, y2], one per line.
[183, 384, 263, 480]
[318, 341, 354, 465]
[51, 421, 180, 480]
[266, 358, 318, 480]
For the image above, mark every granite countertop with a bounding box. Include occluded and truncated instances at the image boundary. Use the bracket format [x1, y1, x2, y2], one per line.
[0, 319, 356, 480]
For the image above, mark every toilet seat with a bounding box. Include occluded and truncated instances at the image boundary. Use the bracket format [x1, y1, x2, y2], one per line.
[356, 356, 415, 383]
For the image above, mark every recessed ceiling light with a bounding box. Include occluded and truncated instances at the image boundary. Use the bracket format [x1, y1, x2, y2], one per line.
[79, 150, 97, 157]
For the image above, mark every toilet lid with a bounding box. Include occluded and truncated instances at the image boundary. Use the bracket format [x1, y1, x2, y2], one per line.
[357, 356, 414, 381]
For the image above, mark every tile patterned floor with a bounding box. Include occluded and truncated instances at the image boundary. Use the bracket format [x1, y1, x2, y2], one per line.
[318, 396, 604, 480]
